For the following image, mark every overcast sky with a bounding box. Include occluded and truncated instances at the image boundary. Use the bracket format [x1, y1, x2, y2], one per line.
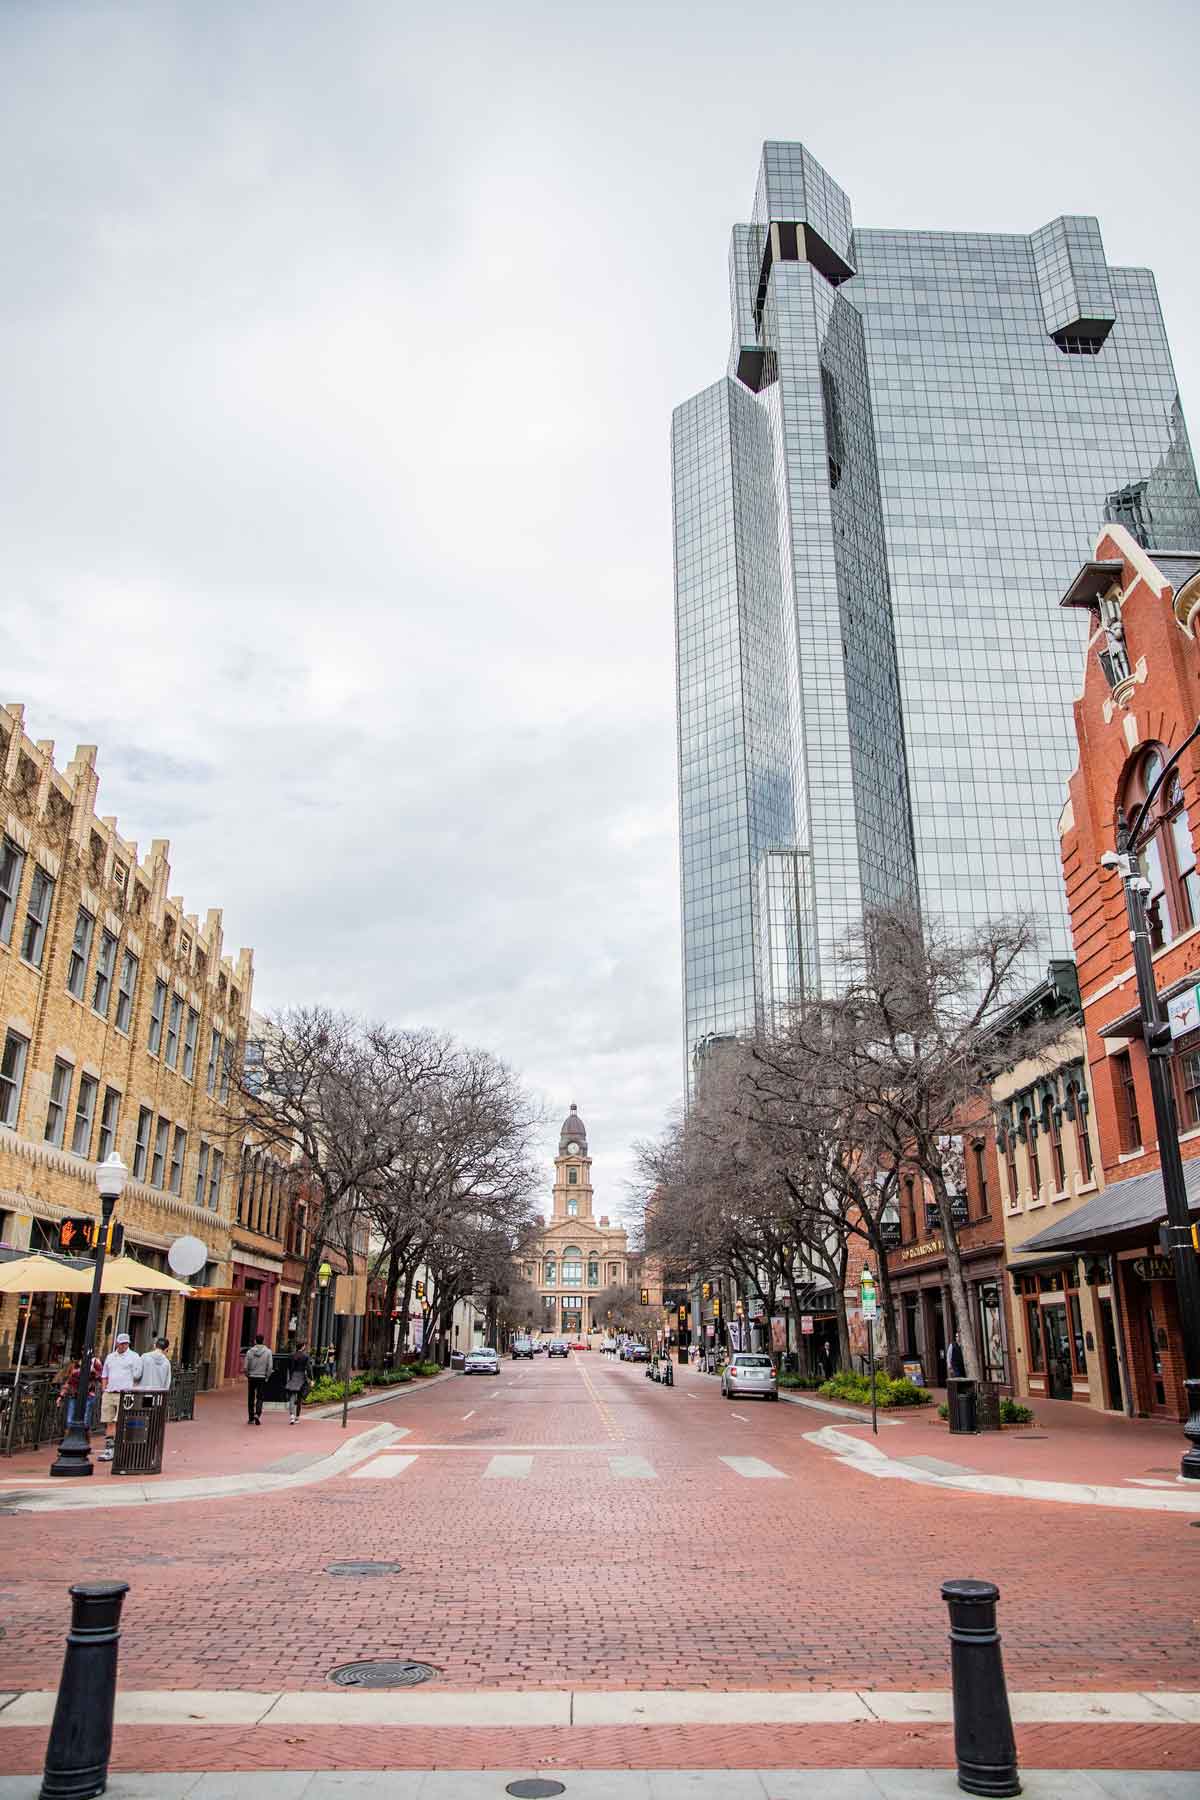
[1, 0, 1197, 1218]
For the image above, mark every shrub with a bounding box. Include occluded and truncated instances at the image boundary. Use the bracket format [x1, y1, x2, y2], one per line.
[303, 1375, 366, 1406]
[412, 1361, 441, 1377]
[367, 1367, 414, 1386]
[777, 1372, 823, 1390]
[1000, 1397, 1034, 1425]
[818, 1371, 932, 1409]
[937, 1401, 950, 1421]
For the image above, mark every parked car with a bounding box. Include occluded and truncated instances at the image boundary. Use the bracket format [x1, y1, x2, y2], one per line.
[511, 1337, 534, 1359]
[721, 1353, 778, 1400]
[547, 1339, 569, 1359]
[532, 1339, 548, 1354]
[464, 1347, 501, 1375]
[623, 1343, 649, 1363]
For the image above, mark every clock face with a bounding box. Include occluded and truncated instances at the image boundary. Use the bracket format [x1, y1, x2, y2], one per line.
[567, 1141, 580, 1155]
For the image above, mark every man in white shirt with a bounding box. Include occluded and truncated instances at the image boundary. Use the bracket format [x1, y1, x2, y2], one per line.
[138, 1337, 172, 1393]
[99, 1332, 143, 1462]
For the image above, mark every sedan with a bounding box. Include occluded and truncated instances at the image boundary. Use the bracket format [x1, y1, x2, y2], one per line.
[623, 1343, 649, 1363]
[464, 1347, 501, 1375]
[510, 1337, 534, 1359]
[721, 1353, 778, 1400]
[547, 1339, 569, 1359]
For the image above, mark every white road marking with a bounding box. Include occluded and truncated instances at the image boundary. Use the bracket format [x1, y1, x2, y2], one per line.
[349, 1454, 417, 1480]
[730, 1412, 749, 1421]
[609, 1455, 656, 1480]
[461, 1411, 476, 1420]
[720, 1455, 786, 1480]
[483, 1454, 533, 1479]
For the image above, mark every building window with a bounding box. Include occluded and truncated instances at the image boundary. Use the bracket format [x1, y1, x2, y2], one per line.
[195, 1141, 210, 1209]
[20, 866, 54, 967]
[1113, 1050, 1142, 1153]
[1123, 747, 1200, 948]
[66, 907, 94, 999]
[567, 1197, 578, 1216]
[71, 1075, 98, 1158]
[207, 1148, 224, 1211]
[0, 837, 25, 944]
[133, 1106, 152, 1180]
[164, 993, 182, 1069]
[148, 979, 166, 1055]
[1020, 1107, 1040, 1199]
[587, 1259, 598, 1287]
[567, 1167, 578, 1185]
[115, 950, 138, 1033]
[97, 1087, 121, 1161]
[182, 1007, 199, 1081]
[169, 1127, 187, 1195]
[1175, 1044, 1200, 1131]
[206, 1028, 221, 1096]
[562, 1249, 583, 1287]
[151, 1115, 170, 1188]
[44, 1058, 73, 1147]
[544, 1259, 556, 1285]
[1025, 1299, 1044, 1372]
[901, 1174, 916, 1241]
[219, 1040, 232, 1104]
[0, 1029, 28, 1128]
[1047, 1105, 1067, 1190]
[971, 1142, 989, 1216]
[92, 930, 117, 1017]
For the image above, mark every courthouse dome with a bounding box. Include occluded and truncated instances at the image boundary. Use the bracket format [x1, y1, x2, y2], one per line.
[559, 1104, 587, 1151]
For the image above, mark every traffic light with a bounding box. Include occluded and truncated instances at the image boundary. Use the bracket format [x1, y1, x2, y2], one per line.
[415, 1281, 425, 1300]
[639, 1287, 650, 1307]
[678, 1304, 686, 1320]
[701, 1281, 711, 1301]
[735, 1299, 744, 1317]
[712, 1296, 721, 1318]
[58, 1218, 123, 1257]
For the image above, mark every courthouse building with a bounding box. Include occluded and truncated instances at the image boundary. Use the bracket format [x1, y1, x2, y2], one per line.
[519, 1105, 650, 1336]
[0, 703, 253, 1389]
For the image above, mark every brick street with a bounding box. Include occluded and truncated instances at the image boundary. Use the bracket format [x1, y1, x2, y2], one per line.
[2, 1353, 1198, 1782]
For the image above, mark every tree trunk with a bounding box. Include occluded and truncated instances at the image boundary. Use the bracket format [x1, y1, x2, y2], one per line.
[871, 1232, 903, 1377]
[931, 1172, 982, 1379]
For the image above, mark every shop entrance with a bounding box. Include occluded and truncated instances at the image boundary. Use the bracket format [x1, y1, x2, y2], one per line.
[1141, 1293, 1169, 1412]
[1041, 1302, 1074, 1400]
[923, 1292, 946, 1385]
[1098, 1296, 1123, 1411]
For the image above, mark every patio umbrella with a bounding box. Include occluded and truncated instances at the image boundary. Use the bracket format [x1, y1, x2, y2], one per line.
[0, 1256, 138, 1455]
[100, 1256, 195, 1295]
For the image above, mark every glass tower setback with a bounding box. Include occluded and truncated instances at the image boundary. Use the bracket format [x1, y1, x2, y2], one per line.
[673, 139, 1200, 1069]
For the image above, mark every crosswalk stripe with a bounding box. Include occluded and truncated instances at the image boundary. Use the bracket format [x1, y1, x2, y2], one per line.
[349, 1454, 417, 1480]
[609, 1455, 656, 1480]
[483, 1454, 533, 1479]
[720, 1455, 786, 1480]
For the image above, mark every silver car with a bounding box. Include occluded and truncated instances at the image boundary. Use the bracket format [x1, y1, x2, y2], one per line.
[721, 1353, 778, 1401]
[464, 1347, 500, 1375]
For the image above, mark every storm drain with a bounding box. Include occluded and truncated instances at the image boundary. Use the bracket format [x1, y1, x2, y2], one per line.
[327, 1659, 438, 1687]
[505, 1783, 567, 1798]
[325, 1561, 402, 1578]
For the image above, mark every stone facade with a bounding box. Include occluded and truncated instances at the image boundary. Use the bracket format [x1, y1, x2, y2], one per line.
[518, 1105, 658, 1337]
[0, 703, 253, 1387]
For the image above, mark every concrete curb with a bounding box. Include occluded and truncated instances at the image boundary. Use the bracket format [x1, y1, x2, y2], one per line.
[0, 1422, 406, 1513]
[306, 1366, 456, 1418]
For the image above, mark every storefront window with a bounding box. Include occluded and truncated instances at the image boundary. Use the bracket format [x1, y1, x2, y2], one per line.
[1068, 1292, 1085, 1375]
[977, 1280, 1007, 1383]
[1025, 1300, 1043, 1372]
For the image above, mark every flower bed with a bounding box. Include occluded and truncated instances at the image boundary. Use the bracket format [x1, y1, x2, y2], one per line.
[818, 1371, 933, 1409]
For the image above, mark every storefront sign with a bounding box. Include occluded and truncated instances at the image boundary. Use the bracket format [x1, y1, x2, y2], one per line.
[1168, 985, 1200, 1039]
[190, 1287, 250, 1302]
[902, 1359, 924, 1385]
[1131, 1255, 1173, 1282]
[800, 1314, 814, 1335]
[901, 1237, 944, 1262]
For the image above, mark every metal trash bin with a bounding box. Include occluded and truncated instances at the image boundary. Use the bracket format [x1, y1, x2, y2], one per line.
[946, 1376, 978, 1435]
[111, 1391, 167, 1476]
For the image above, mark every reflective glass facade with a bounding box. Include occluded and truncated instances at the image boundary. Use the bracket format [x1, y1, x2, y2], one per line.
[673, 140, 1200, 1069]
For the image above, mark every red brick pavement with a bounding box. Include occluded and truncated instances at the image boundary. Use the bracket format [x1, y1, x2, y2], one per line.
[2, 1722, 1198, 1775]
[2, 1359, 1198, 1699]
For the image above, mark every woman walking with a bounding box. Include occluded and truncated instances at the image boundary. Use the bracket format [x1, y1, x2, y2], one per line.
[286, 1345, 312, 1424]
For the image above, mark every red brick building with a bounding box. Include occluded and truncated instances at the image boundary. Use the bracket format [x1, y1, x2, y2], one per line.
[1021, 524, 1200, 1421]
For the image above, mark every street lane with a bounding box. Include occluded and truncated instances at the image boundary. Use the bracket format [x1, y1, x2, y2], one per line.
[0, 1350, 1195, 1697]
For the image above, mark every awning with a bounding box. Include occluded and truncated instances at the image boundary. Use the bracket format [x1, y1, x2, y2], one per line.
[1020, 1160, 1200, 1257]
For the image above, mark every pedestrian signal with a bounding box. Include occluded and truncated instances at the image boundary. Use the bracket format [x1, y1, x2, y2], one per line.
[712, 1296, 721, 1318]
[415, 1281, 425, 1300]
[678, 1304, 686, 1320]
[58, 1218, 124, 1257]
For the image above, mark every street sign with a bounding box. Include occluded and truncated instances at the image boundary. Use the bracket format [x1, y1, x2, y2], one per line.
[860, 1268, 878, 1322]
[334, 1273, 368, 1316]
[800, 1314, 814, 1336]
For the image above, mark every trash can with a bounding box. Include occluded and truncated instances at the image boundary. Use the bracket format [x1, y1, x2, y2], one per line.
[111, 1391, 167, 1476]
[946, 1376, 978, 1435]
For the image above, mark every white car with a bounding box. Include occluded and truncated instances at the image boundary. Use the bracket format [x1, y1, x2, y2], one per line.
[464, 1347, 500, 1375]
[721, 1353, 778, 1400]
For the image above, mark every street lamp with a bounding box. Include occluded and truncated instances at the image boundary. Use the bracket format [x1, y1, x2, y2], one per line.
[1104, 720, 1200, 1479]
[50, 1153, 129, 1479]
[316, 1261, 333, 1363]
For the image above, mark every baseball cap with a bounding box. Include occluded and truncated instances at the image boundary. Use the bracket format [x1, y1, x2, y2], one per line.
[115, 1331, 131, 1345]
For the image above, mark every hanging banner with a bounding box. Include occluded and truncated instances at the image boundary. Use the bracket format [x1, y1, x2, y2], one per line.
[770, 1316, 787, 1351]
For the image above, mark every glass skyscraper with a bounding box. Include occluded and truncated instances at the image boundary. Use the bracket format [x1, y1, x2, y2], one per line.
[673, 140, 1200, 1067]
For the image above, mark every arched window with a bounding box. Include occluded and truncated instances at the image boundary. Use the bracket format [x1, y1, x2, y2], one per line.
[1065, 1079, 1094, 1182]
[587, 1258, 599, 1287]
[1122, 746, 1200, 950]
[567, 1196, 578, 1216]
[1020, 1106, 1040, 1200]
[544, 1258, 556, 1285]
[1045, 1099, 1066, 1190]
[567, 1167, 578, 1185]
[562, 1247, 583, 1287]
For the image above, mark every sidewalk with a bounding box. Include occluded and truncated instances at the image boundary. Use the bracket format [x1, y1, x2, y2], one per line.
[781, 1387, 1200, 1509]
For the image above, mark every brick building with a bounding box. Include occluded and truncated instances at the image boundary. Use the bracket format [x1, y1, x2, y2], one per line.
[0, 704, 253, 1389]
[1021, 526, 1200, 1420]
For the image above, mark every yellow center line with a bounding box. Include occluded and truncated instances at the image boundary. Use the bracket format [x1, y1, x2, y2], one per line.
[574, 1353, 621, 1442]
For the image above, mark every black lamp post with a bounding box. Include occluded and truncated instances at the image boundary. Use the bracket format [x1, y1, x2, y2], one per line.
[50, 1153, 129, 1479]
[1104, 718, 1200, 1479]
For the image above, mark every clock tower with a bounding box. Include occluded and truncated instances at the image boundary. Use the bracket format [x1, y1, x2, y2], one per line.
[553, 1103, 593, 1220]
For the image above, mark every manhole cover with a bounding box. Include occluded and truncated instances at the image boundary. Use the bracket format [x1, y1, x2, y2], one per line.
[328, 1659, 438, 1688]
[506, 1783, 566, 1798]
[326, 1562, 402, 1578]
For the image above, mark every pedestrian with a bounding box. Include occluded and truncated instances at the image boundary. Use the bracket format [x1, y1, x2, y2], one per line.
[946, 1335, 967, 1380]
[59, 1354, 102, 1432]
[243, 1333, 273, 1425]
[139, 1337, 173, 1392]
[285, 1345, 312, 1424]
[99, 1332, 143, 1461]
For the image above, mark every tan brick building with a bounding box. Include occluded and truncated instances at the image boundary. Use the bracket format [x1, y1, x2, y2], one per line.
[0, 703, 253, 1389]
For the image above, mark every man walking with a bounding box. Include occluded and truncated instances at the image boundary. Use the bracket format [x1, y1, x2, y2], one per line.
[99, 1331, 143, 1462]
[139, 1337, 173, 1392]
[243, 1333, 273, 1425]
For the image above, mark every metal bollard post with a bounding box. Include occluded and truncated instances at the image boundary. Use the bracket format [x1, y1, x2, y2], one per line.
[40, 1581, 129, 1800]
[941, 1580, 1020, 1797]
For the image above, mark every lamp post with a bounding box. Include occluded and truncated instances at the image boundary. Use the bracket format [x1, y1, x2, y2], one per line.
[315, 1261, 333, 1369]
[50, 1154, 128, 1479]
[1103, 718, 1200, 1479]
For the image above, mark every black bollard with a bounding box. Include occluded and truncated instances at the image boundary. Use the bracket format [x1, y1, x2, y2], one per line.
[941, 1579, 1020, 1798]
[40, 1582, 129, 1800]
